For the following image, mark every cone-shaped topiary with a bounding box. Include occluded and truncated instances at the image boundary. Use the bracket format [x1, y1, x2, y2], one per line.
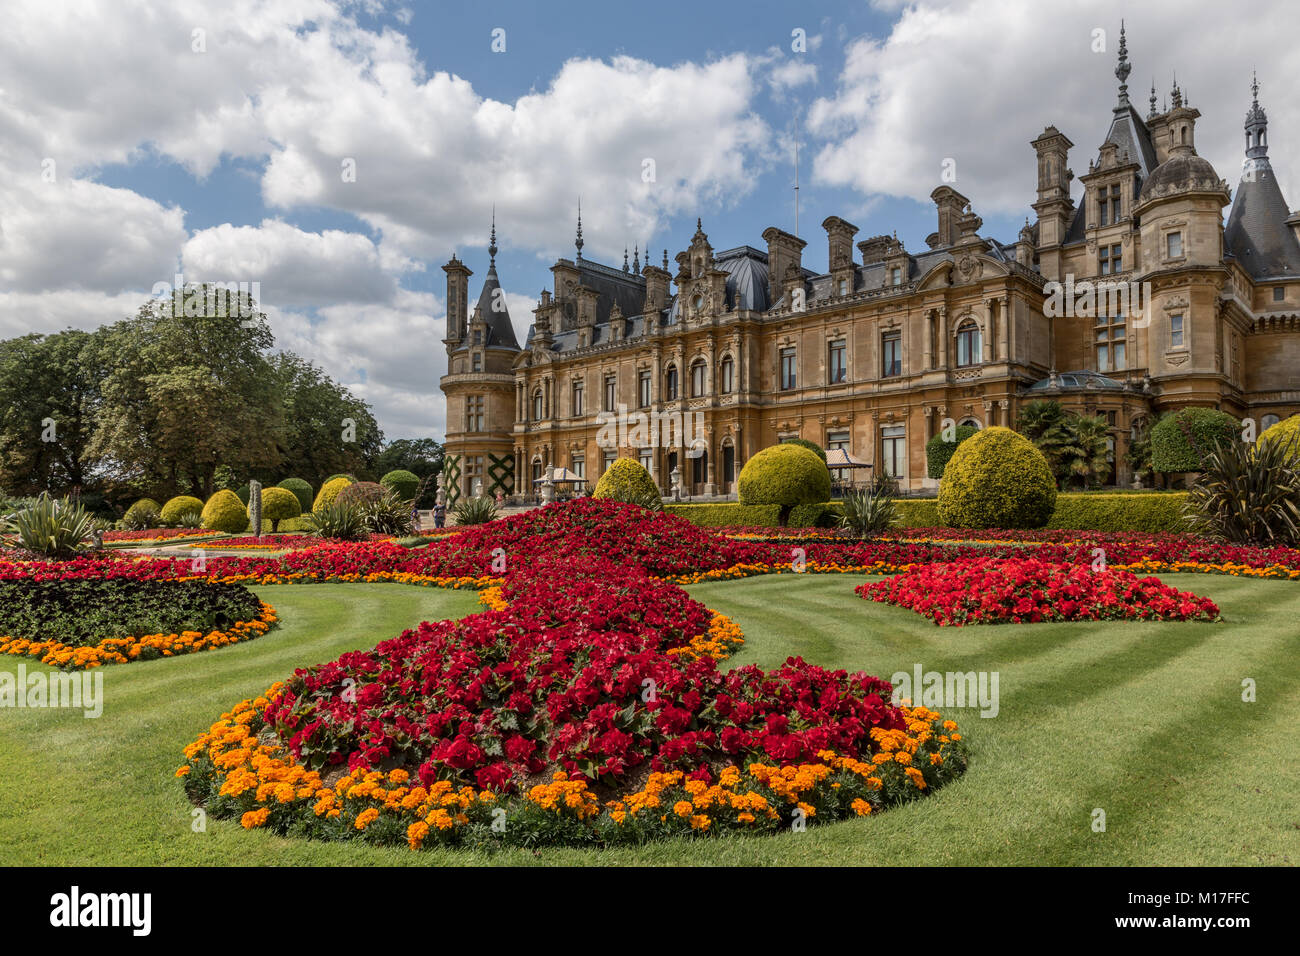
[312, 476, 353, 511]
[592, 458, 661, 509]
[276, 478, 314, 513]
[201, 489, 250, 534]
[336, 480, 384, 508]
[738, 444, 831, 526]
[1256, 414, 1300, 457]
[260, 486, 302, 532]
[938, 426, 1057, 529]
[159, 495, 204, 526]
[380, 469, 420, 501]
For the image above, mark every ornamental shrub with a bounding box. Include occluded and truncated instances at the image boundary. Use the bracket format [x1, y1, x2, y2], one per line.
[160, 495, 204, 527]
[260, 486, 302, 532]
[937, 426, 1057, 529]
[336, 481, 384, 508]
[1046, 492, 1188, 534]
[782, 438, 827, 462]
[124, 498, 162, 528]
[235, 484, 251, 506]
[1150, 408, 1238, 472]
[380, 469, 421, 502]
[324, 473, 357, 486]
[592, 458, 662, 510]
[738, 444, 831, 525]
[312, 476, 353, 511]
[201, 489, 249, 534]
[1256, 415, 1300, 458]
[925, 425, 980, 479]
[276, 478, 314, 513]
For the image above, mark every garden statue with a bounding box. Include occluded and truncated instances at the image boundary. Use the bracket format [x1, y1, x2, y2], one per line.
[248, 479, 262, 537]
[473, 478, 484, 499]
[669, 466, 683, 501]
[541, 477, 556, 504]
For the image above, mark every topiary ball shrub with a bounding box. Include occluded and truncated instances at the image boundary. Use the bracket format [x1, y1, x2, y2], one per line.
[323, 473, 357, 486]
[1256, 414, 1300, 458]
[783, 438, 827, 462]
[312, 476, 354, 511]
[738, 444, 831, 526]
[260, 486, 303, 532]
[276, 478, 314, 513]
[201, 489, 250, 534]
[592, 458, 662, 510]
[160, 495, 205, 527]
[380, 469, 420, 502]
[937, 426, 1057, 529]
[1151, 408, 1239, 473]
[926, 425, 980, 479]
[336, 481, 384, 509]
[124, 498, 162, 529]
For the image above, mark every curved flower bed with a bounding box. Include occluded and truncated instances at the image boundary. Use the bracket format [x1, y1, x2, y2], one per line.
[0, 578, 278, 668]
[857, 557, 1221, 626]
[102, 528, 223, 543]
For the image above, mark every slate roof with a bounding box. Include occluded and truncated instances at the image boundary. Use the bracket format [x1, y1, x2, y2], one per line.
[1225, 165, 1300, 278]
[457, 263, 520, 351]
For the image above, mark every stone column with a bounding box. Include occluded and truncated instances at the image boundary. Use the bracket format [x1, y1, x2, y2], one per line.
[999, 295, 1011, 361]
[937, 307, 948, 368]
[984, 300, 994, 363]
[923, 310, 933, 370]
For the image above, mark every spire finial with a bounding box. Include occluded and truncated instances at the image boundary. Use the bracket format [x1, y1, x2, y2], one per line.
[632, 244, 640, 273]
[488, 205, 498, 267]
[1171, 72, 1182, 109]
[575, 198, 584, 259]
[663, 249, 669, 271]
[623, 247, 629, 273]
[1251, 70, 1260, 107]
[1148, 80, 1158, 118]
[1115, 20, 1131, 105]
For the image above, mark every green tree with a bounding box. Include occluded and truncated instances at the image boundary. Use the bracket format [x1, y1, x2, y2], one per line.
[0, 330, 105, 498]
[88, 289, 283, 498]
[1017, 400, 1071, 483]
[1058, 414, 1112, 488]
[260, 353, 383, 487]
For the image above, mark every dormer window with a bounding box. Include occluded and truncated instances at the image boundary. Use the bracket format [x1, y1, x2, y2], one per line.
[838, 279, 848, 296]
[692, 293, 705, 313]
[471, 352, 482, 372]
[472, 329, 482, 345]
[890, 267, 902, 286]
[1099, 184, 1121, 226]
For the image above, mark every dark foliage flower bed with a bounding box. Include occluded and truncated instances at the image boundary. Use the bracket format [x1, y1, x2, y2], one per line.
[0, 578, 266, 647]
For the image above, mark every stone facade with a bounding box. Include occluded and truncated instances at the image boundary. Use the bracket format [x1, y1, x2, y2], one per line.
[440, 30, 1300, 499]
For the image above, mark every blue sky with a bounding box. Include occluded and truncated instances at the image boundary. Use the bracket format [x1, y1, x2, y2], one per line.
[2, 0, 1295, 440]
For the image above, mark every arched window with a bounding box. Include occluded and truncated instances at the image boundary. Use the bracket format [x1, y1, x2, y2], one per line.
[720, 355, 735, 393]
[532, 389, 543, 422]
[665, 364, 679, 401]
[956, 321, 982, 367]
[690, 359, 707, 397]
[1261, 414, 1281, 430]
[958, 417, 981, 429]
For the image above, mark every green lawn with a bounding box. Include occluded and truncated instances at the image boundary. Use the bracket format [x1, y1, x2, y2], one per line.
[2, 574, 1297, 866]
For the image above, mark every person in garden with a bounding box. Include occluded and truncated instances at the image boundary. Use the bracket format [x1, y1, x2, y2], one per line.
[433, 501, 446, 528]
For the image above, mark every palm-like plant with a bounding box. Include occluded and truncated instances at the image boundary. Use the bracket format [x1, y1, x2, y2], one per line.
[4, 495, 99, 557]
[360, 490, 416, 536]
[302, 501, 369, 541]
[1059, 414, 1112, 488]
[838, 478, 900, 538]
[1017, 400, 1070, 481]
[1184, 436, 1300, 545]
[451, 496, 499, 526]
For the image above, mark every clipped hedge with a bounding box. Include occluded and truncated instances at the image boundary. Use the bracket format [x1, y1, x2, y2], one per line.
[313, 476, 353, 511]
[1151, 407, 1238, 472]
[379, 469, 421, 502]
[277, 478, 314, 513]
[260, 486, 303, 532]
[201, 489, 249, 534]
[160, 495, 204, 526]
[1046, 492, 1189, 534]
[938, 427, 1057, 529]
[925, 425, 980, 479]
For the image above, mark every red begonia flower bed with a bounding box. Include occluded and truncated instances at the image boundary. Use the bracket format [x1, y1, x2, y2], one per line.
[856, 557, 1221, 626]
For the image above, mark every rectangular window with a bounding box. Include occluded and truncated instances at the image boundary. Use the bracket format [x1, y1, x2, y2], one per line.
[828, 339, 847, 384]
[1095, 315, 1126, 372]
[604, 375, 616, 412]
[602, 450, 616, 474]
[1110, 184, 1122, 223]
[1100, 243, 1122, 275]
[472, 329, 481, 345]
[1274, 286, 1285, 302]
[780, 347, 797, 390]
[891, 267, 902, 286]
[471, 352, 482, 372]
[638, 370, 651, 408]
[465, 395, 485, 432]
[571, 381, 584, 417]
[881, 425, 906, 480]
[882, 332, 902, 378]
[827, 429, 851, 484]
[1099, 195, 1109, 227]
[638, 449, 653, 477]
[1170, 314, 1185, 348]
[571, 456, 585, 479]
[1166, 231, 1183, 259]
[838, 279, 848, 296]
